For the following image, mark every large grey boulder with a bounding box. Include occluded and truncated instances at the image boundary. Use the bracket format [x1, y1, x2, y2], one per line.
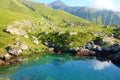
[85, 41, 103, 51]
[8, 45, 22, 56]
[4, 54, 11, 61]
[8, 42, 29, 56]
[86, 41, 95, 50]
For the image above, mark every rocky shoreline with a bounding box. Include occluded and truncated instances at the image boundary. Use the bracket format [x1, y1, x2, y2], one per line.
[47, 40, 120, 63]
[0, 40, 120, 66]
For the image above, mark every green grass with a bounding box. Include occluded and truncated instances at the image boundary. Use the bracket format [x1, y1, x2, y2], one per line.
[0, 8, 46, 56]
[0, 9, 35, 26]
[0, 0, 118, 57]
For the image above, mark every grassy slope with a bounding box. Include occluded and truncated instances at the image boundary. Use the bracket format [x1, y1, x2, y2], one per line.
[0, 0, 117, 56]
[18, 0, 89, 24]
[0, 0, 40, 17]
[0, 9, 40, 56]
[0, 0, 89, 24]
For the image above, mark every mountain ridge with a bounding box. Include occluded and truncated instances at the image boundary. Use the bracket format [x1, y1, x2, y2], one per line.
[49, 0, 120, 25]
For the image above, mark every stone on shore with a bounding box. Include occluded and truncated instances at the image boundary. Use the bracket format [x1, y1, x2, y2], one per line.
[8, 46, 22, 56]
[0, 60, 5, 66]
[76, 48, 96, 56]
[4, 54, 11, 61]
[8, 42, 29, 56]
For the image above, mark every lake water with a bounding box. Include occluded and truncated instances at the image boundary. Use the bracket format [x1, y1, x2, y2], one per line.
[0, 54, 120, 80]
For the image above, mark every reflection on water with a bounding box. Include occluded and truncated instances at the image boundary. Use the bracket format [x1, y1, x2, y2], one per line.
[90, 60, 111, 70]
[0, 54, 120, 80]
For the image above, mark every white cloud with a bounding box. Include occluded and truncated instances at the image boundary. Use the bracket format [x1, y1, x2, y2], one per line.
[90, 60, 111, 70]
[89, 0, 119, 11]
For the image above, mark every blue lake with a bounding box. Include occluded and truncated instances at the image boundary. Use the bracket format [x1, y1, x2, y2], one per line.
[0, 54, 120, 80]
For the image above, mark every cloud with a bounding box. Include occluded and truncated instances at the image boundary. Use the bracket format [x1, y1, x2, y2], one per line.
[89, 0, 119, 11]
[90, 60, 111, 70]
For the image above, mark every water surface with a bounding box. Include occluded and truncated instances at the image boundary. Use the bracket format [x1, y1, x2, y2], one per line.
[0, 54, 120, 80]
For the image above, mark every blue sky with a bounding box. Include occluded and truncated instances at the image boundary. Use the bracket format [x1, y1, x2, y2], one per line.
[29, 0, 120, 11]
[29, 0, 90, 7]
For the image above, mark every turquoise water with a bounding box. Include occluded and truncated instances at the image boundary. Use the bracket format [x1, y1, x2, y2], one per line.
[0, 55, 120, 80]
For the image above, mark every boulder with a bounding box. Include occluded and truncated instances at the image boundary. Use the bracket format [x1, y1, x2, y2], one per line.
[8, 45, 22, 56]
[76, 48, 96, 56]
[86, 41, 95, 50]
[0, 60, 5, 66]
[16, 42, 29, 50]
[111, 44, 120, 52]
[98, 37, 114, 45]
[48, 48, 54, 52]
[8, 42, 29, 56]
[4, 54, 11, 61]
[96, 46, 103, 51]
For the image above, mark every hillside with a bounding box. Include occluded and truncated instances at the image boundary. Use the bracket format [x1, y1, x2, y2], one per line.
[0, 0, 120, 67]
[0, 0, 89, 24]
[50, 0, 120, 25]
[0, 0, 90, 56]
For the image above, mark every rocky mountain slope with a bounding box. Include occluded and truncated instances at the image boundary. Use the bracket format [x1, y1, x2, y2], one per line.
[50, 0, 120, 25]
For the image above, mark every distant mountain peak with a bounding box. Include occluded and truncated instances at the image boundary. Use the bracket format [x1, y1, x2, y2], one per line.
[49, 0, 67, 9]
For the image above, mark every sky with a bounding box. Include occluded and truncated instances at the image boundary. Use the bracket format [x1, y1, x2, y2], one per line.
[29, 0, 120, 11]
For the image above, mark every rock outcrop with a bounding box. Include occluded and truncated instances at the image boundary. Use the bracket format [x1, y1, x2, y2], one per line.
[98, 37, 114, 46]
[4, 54, 11, 61]
[8, 45, 22, 56]
[8, 42, 29, 56]
[76, 48, 96, 56]
[6, 26, 29, 38]
[0, 60, 5, 66]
